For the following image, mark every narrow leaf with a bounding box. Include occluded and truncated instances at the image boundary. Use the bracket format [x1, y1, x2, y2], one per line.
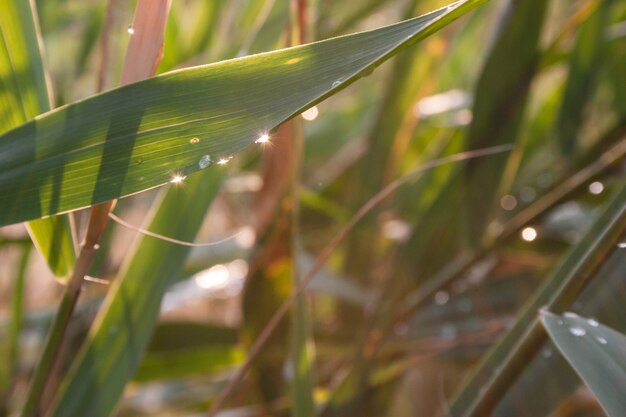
[48, 169, 223, 417]
[541, 311, 626, 417]
[0, 0, 75, 277]
[0, 0, 485, 227]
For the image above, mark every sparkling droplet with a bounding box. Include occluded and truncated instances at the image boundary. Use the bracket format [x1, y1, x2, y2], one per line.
[564, 312, 579, 319]
[521, 227, 537, 242]
[569, 326, 586, 337]
[587, 318, 599, 327]
[588, 181, 604, 195]
[170, 174, 186, 184]
[302, 106, 319, 121]
[127, 25, 135, 35]
[332, 80, 342, 88]
[618, 242, 626, 249]
[595, 336, 608, 345]
[255, 133, 270, 144]
[434, 290, 449, 306]
[190, 137, 200, 144]
[217, 157, 232, 165]
[198, 155, 212, 169]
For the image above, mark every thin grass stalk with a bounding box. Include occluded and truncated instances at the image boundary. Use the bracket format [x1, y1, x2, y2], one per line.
[20, 205, 111, 417]
[291, 2, 316, 416]
[9, 244, 30, 377]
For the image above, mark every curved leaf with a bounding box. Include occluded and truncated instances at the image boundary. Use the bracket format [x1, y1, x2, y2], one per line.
[541, 311, 626, 417]
[0, 0, 485, 227]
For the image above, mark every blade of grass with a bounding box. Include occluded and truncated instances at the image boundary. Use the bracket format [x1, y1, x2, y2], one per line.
[0, 0, 75, 278]
[0, 0, 487, 227]
[447, 182, 626, 417]
[49, 168, 224, 417]
[541, 311, 626, 417]
[403, 0, 548, 283]
[555, 0, 612, 159]
[0, 244, 30, 412]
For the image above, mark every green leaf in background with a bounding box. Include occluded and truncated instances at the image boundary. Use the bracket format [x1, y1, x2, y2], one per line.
[448, 182, 626, 417]
[0, 0, 75, 277]
[554, 0, 612, 159]
[48, 169, 223, 417]
[0, 0, 485, 227]
[541, 311, 626, 417]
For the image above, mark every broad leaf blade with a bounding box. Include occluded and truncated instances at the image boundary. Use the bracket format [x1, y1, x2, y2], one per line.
[0, 0, 75, 277]
[541, 311, 626, 417]
[0, 0, 485, 227]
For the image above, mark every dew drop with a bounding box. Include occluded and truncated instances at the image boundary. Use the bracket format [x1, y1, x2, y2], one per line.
[521, 226, 537, 242]
[198, 155, 212, 169]
[556, 319, 564, 326]
[618, 242, 626, 249]
[595, 336, 608, 345]
[588, 181, 604, 195]
[332, 80, 342, 88]
[569, 326, 586, 337]
[170, 174, 186, 184]
[255, 133, 270, 144]
[434, 290, 449, 306]
[500, 194, 518, 211]
[127, 25, 135, 35]
[135, 158, 143, 165]
[564, 312, 579, 319]
[217, 157, 232, 165]
[587, 318, 599, 327]
[190, 137, 200, 144]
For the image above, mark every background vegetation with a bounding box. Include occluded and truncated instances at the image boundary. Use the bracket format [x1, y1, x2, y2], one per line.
[0, 0, 625, 416]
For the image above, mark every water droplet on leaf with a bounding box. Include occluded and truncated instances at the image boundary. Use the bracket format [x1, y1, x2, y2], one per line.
[569, 326, 586, 337]
[198, 155, 212, 169]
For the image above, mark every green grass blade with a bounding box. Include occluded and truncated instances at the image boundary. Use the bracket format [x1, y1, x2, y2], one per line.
[0, 245, 30, 411]
[448, 182, 626, 417]
[48, 169, 223, 417]
[555, 0, 612, 158]
[0, 0, 485, 227]
[461, 0, 548, 241]
[0, 0, 75, 277]
[541, 311, 626, 417]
